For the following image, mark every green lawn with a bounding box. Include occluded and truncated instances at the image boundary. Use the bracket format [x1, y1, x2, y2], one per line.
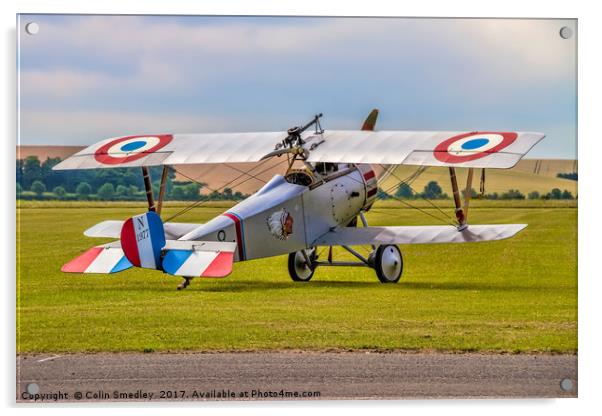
[17, 201, 577, 353]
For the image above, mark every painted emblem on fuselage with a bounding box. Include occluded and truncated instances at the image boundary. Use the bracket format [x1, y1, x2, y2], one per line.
[266, 208, 294, 240]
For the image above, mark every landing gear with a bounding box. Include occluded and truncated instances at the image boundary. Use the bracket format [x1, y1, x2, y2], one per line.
[288, 248, 317, 282]
[286, 215, 403, 284]
[177, 277, 191, 290]
[372, 245, 403, 283]
[288, 244, 403, 284]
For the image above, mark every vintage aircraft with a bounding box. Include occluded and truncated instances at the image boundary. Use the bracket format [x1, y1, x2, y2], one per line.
[54, 110, 544, 289]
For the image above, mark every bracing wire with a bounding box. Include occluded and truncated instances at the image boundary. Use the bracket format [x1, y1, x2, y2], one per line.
[164, 156, 290, 222]
[371, 164, 457, 227]
[163, 157, 457, 228]
[383, 165, 455, 224]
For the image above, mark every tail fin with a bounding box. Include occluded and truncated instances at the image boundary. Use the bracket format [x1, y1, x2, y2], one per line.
[120, 211, 236, 278]
[120, 211, 166, 269]
[361, 108, 379, 131]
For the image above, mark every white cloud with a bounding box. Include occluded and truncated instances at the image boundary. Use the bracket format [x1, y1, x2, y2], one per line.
[21, 69, 111, 100]
[20, 16, 576, 94]
[20, 61, 188, 101]
[17, 15, 576, 156]
[19, 109, 276, 144]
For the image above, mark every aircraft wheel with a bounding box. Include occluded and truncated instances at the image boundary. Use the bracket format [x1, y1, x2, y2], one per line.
[374, 245, 403, 283]
[288, 248, 316, 282]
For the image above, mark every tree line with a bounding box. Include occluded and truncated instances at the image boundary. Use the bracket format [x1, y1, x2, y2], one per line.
[557, 172, 577, 181]
[16, 155, 576, 202]
[378, 181, 576, 201]
[16, 156, 247, 201]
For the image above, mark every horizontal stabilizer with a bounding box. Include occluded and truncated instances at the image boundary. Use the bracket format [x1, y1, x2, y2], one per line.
[85, 220, 201, 240]
[313, 224, 527, 246]
[61, 241, 132, 274]
[162, 241, 236, 278]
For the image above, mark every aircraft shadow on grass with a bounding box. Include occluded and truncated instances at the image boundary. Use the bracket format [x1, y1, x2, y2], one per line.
[171, 279, 552, 293]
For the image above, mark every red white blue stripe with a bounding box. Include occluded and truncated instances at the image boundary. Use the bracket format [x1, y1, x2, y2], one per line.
[222, 212, 246, 261]
[120, 212, 166, 269]
[61, 244, 132, 274]
[162, 250, 234, 278]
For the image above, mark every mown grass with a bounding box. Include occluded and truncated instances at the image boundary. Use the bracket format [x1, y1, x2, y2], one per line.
[17, 203, 577, 353]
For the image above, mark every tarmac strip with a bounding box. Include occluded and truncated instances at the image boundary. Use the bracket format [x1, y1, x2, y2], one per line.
[17, 352, 577, 402]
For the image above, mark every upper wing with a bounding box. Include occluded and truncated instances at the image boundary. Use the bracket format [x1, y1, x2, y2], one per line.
[52, 130, 544, 170]
[313, 224, 527, 246]
[52, 132, 285, 170]
[306, 130, 544, 168]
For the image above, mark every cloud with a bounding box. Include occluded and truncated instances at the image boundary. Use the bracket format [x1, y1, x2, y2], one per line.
[17, 15, 576, 157]
[20, 16, 575, 95]
[20, 60, 187, 102]
[19, 109, 270, 144]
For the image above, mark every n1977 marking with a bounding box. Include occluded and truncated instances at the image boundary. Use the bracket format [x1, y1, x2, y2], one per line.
[135, 217, 149, 242]
[136, 229, 149, 242]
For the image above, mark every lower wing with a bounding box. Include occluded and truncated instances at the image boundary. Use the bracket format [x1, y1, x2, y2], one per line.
[313, 224, 527, 246]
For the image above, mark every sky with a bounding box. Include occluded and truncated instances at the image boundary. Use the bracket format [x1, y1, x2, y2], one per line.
[17, 15, 577, 158]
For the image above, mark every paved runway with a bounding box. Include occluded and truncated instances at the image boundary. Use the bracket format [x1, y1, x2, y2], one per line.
[17, 352, 577, 402]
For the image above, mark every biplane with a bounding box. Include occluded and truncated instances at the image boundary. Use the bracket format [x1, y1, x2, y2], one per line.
[54, 110, 544, 289]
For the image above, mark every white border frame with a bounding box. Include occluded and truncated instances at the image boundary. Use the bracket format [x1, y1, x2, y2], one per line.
[4, 1, 598, 414]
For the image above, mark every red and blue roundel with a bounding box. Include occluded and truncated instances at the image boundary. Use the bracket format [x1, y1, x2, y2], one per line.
[94, 134, 173, 165]
[434, 132, 517, 163]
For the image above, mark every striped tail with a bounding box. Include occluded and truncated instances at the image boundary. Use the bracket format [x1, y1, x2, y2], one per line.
[119, 211, 236, 278]
[62, 211, 235, 279]
[120, 211, 166, 269]
[162, 241, 236, 278]
[61, 242, 132, 274]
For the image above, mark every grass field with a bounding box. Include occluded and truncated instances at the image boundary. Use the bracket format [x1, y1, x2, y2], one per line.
[17, 201, 577, 353]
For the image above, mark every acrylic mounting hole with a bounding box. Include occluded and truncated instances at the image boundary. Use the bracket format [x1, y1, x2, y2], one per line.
[26, 383, 39, 394]
[560, 378, 573, 392]
[559, 26, 573, 39]
[25, 22, 39, 35]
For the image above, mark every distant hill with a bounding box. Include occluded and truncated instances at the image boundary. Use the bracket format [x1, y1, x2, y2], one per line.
[17, 145, 85, 161]
[379, 160, 577, 197]
[17, 145, 577, 196]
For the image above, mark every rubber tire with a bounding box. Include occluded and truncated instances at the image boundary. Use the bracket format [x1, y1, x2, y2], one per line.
[288, 249, 316, 282]
[374, 245, 403, 283]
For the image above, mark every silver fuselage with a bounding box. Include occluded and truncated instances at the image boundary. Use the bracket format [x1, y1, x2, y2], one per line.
[178, 164, 377, 261]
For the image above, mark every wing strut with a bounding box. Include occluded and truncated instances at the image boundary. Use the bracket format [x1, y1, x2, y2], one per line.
[463, 168, 474, 222]
[448, 167, 476, 230]
[449, 167, 465, 228]
[141, 166, 156, 212]
[157, 166, 169, 216]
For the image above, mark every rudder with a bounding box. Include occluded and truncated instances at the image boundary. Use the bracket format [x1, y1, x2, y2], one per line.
[120, 211, 166, 269]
